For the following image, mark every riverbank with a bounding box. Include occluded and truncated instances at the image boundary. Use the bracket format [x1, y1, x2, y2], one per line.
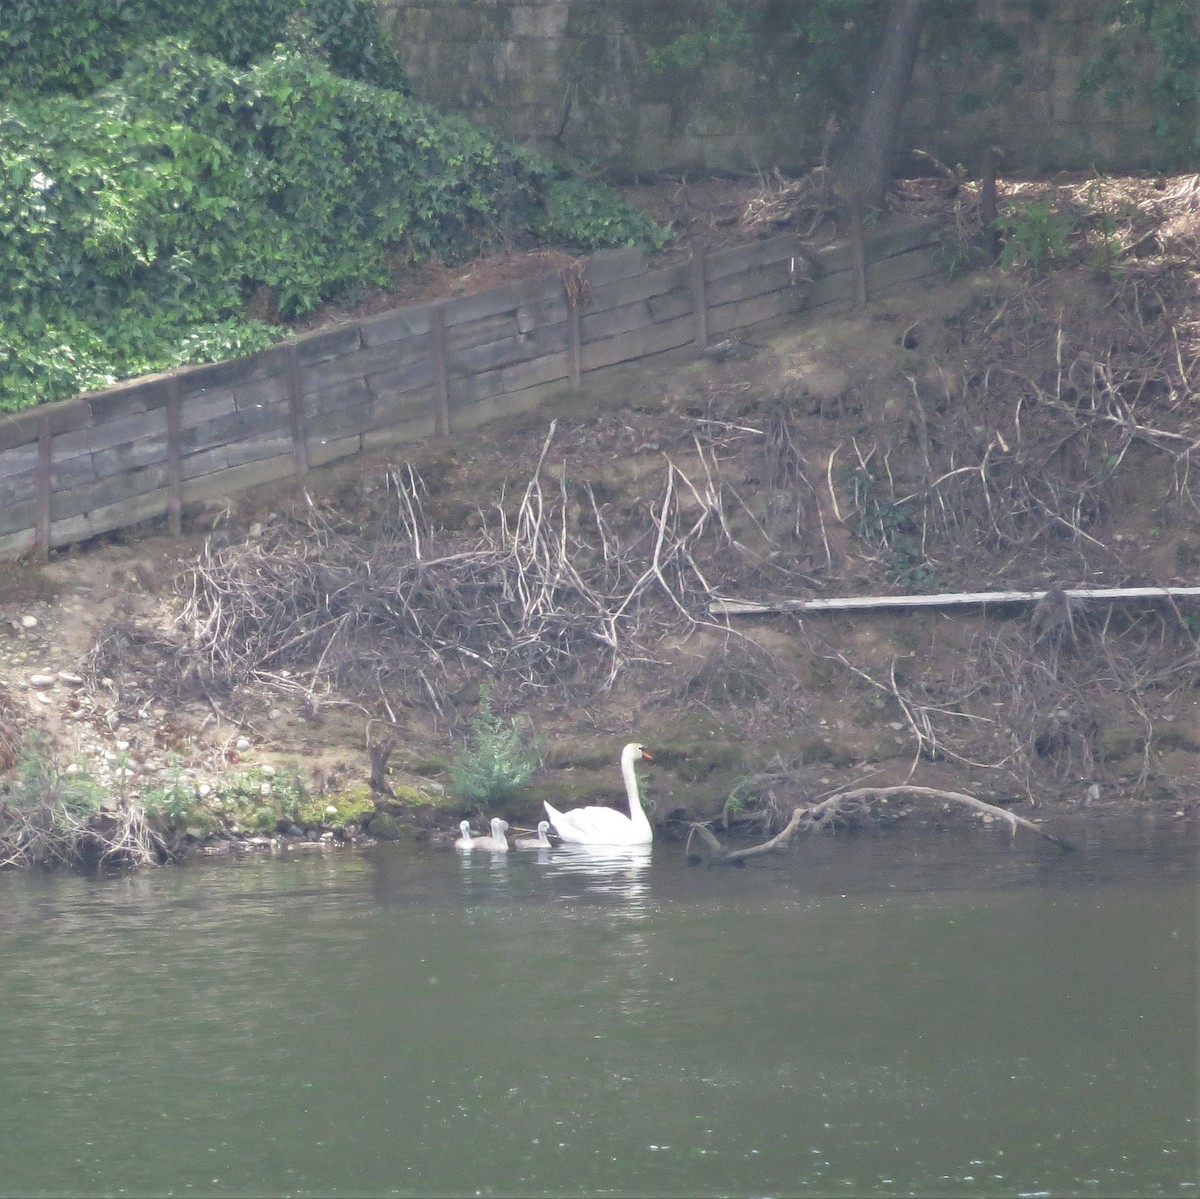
[1, 172, 1198, 867]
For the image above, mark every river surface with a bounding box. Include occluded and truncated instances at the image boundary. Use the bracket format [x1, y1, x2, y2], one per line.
[0, 815, 1195, 1199]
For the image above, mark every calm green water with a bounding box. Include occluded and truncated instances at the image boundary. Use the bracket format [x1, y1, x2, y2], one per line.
[0, 817, 1195, 1199]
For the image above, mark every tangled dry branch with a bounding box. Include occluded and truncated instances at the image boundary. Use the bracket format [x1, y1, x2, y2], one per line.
[173, 423, 748, 719]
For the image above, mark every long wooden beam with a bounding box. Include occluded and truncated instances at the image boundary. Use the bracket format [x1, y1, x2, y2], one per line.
[709, 586, 1200, 617]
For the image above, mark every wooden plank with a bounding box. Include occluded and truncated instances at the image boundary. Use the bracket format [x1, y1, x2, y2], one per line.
[707, 286, 810, 338]
[704, 257, 810, 308]
[306, 375, 372, 417]
[286, 341, 309, 475]
[705, 231, 809, 281]
[446, 292, 568, 354]
[295, 324, 363, 368]
[51, 405, 165, 462]
[568, 293, 581, 390]
[447, 350, 572, 412]
[365, 359, 436, 404]
[0, 498, 37, 539]
[867, 245, 937, 293]
[449, 320, 569, 377]
[232, 372, 290, 413]
[166, 375, 182, 538]
[89, 376, 169, 427]
[0, 398, 90, 452]
[584, 260, 689, 316]
[181, 433, 295, 483]
[647, 288, 693, 324]
[34, 411, 50, 560]
[91, 429, 172, 480]
[179, 343, 289, 392]
[360, 303, 433, 348]
[47, 450, 99, 495]
[48, 488, 171, 548]
[431, 303, 450, 436]
[691, 242, 707, 349]
[710, 586, 1200, 618]
[442, 272, 566, 329]
[301, 334, 430, 394]
[0, 442, 39, 481]
[808, 266, 856, 310]
[175, 387, 238, 428]
[180, 401, 291, 457]
[307, 432, 363, 469]
[360, 403, 439, 452]
[582, 245, 646, 286]
[581, 297, 655, 344]
[851, 199, 868, 307]
[49, 462, 167, 523]
[0, 467, 36, 510]
[362, 385, 438, 434]
[581, 314, 694, 373]
[181, 453, 296, 503]
[307, 400, 373, 443]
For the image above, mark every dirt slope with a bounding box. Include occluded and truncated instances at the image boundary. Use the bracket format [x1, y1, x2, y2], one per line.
[2, 173, 1197, 836]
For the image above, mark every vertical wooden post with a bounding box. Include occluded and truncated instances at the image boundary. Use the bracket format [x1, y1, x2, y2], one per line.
[165, 375, 182, 538]
[34, 411, 51, 561]
[851, 198, 868, 308]
[690, 241, 708, 349]
[567, 291, 582, 390]
[431, 302, 450, 436]
[981, 146, 999, 265]
[286, 342, 309, 475]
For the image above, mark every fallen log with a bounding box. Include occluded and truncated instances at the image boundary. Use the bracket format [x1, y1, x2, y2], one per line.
[708, 585, 1200, 618]
[686, 784, 1071, 866]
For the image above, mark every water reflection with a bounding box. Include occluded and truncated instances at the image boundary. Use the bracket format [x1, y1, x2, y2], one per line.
[536, 844, 653, 913]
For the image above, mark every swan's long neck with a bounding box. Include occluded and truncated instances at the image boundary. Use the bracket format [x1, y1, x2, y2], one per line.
[621, 747, 652, 836]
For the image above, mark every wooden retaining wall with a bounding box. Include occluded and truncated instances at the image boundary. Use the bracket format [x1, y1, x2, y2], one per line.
[0, 218, 938, 561]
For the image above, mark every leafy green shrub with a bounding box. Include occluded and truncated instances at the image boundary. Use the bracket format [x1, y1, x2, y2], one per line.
[995, 199, 1073, 271]
[535, 175, 670, 252]
[213, 765, 309, 830]
[141, 764, 198, 825]
[0, 0, 407, 97]
[451, 690, 542, 807]
[6, 735, 104, 816]
[0, 38, 665, 412]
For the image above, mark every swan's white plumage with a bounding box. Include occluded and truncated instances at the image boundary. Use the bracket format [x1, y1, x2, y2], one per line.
[544, 743, 653, 846]
[453, 819, 475, 849]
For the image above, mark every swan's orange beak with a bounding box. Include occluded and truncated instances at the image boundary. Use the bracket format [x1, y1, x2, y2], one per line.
[640, 749, 654, 762]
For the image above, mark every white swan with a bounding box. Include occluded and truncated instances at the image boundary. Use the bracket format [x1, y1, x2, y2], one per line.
[471, 817, 510, 852]
[544, 742, 654, 846]
[514, 820, 553, 849]
[453, 820, 476, 849]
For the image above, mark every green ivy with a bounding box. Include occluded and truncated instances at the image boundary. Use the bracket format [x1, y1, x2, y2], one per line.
[535, 175, 670, 252]
[1078, 0, 1200, 170]
[0, 0, 408, 97]
[0, 38, 666, 412]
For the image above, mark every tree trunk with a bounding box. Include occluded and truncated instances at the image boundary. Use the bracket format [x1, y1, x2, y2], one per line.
[839, 0, 926, 211]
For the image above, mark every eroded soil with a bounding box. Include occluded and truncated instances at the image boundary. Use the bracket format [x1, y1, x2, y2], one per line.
[2, 172, 1198, 844]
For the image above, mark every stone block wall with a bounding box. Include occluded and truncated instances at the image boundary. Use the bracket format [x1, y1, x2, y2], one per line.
[378, 0, 1168, 178]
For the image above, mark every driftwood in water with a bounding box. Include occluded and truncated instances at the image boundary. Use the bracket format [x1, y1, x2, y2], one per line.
[686, 784, 1072, 866]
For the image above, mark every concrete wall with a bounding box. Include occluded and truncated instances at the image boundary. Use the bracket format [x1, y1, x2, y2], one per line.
[379, 0, 1167, 178]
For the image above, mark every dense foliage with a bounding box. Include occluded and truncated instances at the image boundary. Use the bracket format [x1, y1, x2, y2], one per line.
[0, 0, 409, 95]
[0, 5, 666, 413]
